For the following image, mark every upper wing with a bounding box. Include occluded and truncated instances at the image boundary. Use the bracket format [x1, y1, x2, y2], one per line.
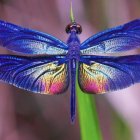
[81, 19, 140, 55]
[0, 55, 69, 94]
[0, 20, 68, 55]
[78, 55, 140, 94]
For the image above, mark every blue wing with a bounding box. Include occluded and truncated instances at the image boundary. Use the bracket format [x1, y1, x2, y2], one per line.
[0, 20, 68, 55]
[78, 55, 140, 94]
[81, 19, 140, 55]
[0, 55, 69, 94]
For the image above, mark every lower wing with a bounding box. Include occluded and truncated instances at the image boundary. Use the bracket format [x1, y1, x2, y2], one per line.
[78, 55, 140, 94]
[0, 55, 69, 94]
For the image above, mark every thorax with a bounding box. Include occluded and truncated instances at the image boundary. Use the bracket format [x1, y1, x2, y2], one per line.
[67, 31, 80, 61]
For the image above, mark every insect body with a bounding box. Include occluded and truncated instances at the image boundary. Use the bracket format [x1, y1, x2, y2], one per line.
[66, 22, 82, 121]
[0, 17, 140, 122]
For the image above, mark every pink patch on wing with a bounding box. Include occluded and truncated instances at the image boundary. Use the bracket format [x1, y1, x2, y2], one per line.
[85, 82, 99, 93]
[83, 80, 107, 94]
[50, 82, 64, 94]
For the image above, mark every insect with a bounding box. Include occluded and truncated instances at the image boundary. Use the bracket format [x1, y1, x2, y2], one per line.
[0, 7, 140, 122]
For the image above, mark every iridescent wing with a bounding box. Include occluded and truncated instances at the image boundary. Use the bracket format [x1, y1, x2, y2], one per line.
[0, 55, 69, 94]
[0, 20, 68, 55]
[80, 19, 140, 55]
[78, 55, 140, 94]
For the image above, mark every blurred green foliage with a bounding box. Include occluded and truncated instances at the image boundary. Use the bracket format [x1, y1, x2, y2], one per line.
[111, 111, 132, 140]
[76, 79, 102, 140]
[83, 0, 108, 30]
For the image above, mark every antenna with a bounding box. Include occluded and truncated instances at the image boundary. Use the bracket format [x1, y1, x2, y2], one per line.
[70, 2, 75, 23]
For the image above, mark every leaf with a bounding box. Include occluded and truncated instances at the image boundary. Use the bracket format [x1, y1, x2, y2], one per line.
[76, 78, 102, 140]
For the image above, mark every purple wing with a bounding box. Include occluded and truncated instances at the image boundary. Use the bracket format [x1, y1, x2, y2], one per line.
[0, 20, 68, 55]
[81, 19, 140, 55]
[0, 55, 69, 94]
[78, 55, 140, 94]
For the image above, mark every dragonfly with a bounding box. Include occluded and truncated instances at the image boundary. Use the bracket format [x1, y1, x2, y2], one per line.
[0, 7, 140, 122]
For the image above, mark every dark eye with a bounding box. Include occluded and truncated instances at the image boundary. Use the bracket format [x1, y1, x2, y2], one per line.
[65, 24, 72, 34]
[76, 24, 82, 34]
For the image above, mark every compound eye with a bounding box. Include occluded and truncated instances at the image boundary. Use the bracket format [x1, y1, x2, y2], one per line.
[65, 24, 72, 34]
[76, 24, 82, 34]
